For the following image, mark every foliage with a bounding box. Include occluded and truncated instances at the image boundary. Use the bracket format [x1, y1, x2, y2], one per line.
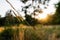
[24, 15, 39, 26]
[24, 25, 60, 40]
[50, 2, 60, 24]
[20, 0, 28, 3]
[0, 29, 15, 40]
[0, 0, 60, 27]
[0, 10, 21, 26]
[0, 25, 60, 40]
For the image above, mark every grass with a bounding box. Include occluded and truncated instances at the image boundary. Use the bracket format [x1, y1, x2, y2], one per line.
[0, 24, 60, 40]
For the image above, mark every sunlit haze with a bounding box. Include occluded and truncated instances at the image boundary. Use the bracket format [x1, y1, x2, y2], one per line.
[0, 0, 60, 20]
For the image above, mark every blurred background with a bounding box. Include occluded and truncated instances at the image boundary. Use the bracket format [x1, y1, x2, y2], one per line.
[0, 0, 60, 40]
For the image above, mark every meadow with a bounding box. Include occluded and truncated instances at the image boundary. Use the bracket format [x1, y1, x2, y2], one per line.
[0, 24, 60, 40]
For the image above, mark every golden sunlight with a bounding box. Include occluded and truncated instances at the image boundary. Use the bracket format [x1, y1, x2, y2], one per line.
[38, 13, 48, 20]
[34, 4, 56, 21]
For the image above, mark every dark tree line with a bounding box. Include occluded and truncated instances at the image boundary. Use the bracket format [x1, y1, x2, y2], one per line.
[0, 10, 38, 26]
[0, 10, 20, 26]
[0, 17, 20, 26]
[50, 2, 60, 25]
[0, 0, 60, 26]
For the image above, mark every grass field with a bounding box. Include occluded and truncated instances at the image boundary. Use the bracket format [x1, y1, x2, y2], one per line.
[0, 24, 60, 40]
